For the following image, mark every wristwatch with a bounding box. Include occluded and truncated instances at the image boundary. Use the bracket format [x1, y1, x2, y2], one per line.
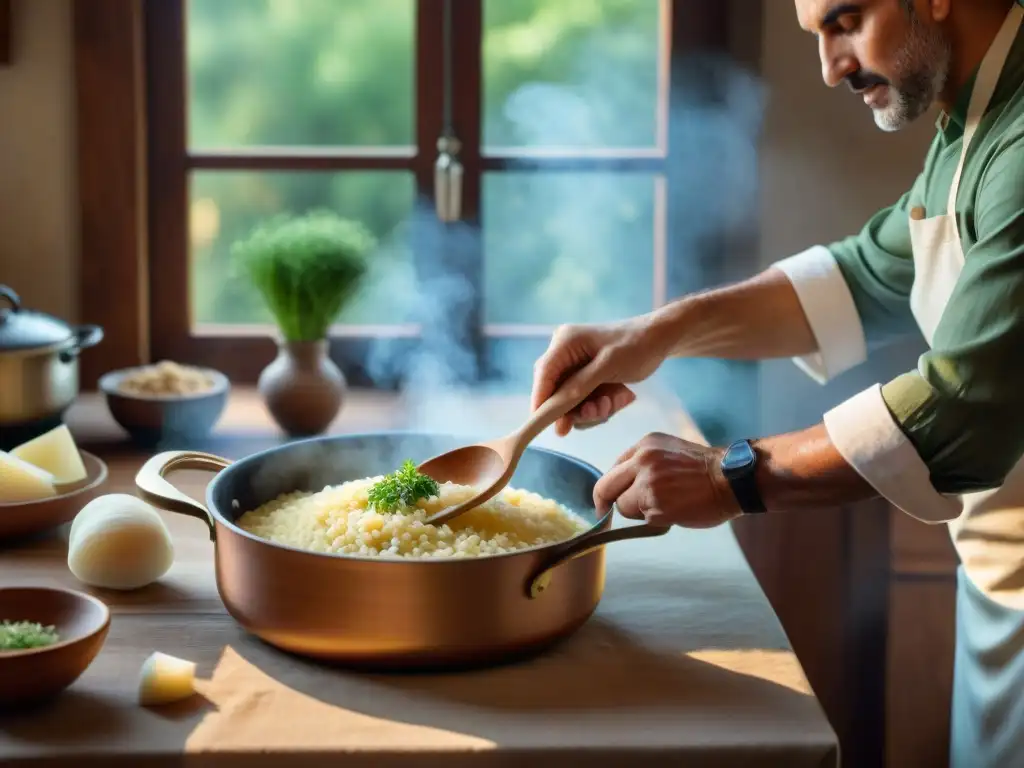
[720, 439, 767, 515]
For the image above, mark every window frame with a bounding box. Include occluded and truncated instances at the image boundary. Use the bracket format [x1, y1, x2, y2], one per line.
[74, 0, 151, 389]
[0, 0, 10, 65]
[75, 0, 737, 389]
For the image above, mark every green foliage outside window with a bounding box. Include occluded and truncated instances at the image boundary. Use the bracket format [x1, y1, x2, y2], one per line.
[187, 0, 661, 329]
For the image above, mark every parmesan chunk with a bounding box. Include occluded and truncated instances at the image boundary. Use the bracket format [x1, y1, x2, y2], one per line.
[0, 451, 57, 503]
[138, 651, 196, 706]
[11, 424, 87, 485]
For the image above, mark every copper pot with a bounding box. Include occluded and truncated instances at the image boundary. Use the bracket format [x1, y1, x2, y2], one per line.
[136, 433, 667, 669]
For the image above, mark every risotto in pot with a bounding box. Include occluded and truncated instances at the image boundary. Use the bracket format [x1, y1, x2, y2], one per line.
[235, 461, 590, 559]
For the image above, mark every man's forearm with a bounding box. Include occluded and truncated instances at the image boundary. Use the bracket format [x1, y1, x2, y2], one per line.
[645, 267, 819, 361]
[750, 423, 880, 512]
[642, 267, 878, 511]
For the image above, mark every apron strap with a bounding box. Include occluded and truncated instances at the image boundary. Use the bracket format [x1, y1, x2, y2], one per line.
[947, 3, 1024, 218]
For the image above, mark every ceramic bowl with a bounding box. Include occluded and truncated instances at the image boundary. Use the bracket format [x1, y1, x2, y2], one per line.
[0, 587, 110, 708]
[98, 366, 230, 447]
[0, 451, 108, 541]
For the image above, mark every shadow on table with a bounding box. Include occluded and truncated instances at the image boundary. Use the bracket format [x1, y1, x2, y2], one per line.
[264, 617, 815, 713]
[0, 691, 134, 742]
[89, 581, 198, 610]
[0, 689, 216, 743]
[0, 565, 199, 612]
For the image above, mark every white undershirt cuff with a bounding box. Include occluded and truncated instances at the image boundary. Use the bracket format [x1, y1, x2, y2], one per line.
[773, 246, 868, 384]
[823, 384, 964, 524]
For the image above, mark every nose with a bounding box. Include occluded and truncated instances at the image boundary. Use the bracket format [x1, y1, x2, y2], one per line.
[818, 36, 858, 88]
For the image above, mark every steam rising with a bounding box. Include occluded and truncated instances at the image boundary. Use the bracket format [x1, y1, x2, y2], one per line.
[246, 43, 766, 509]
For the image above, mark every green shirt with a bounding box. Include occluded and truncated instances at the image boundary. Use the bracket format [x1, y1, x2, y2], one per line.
[829, 25, 1024, 495]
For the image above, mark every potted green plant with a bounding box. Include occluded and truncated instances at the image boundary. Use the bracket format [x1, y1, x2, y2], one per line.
[232, 210, 374, 436]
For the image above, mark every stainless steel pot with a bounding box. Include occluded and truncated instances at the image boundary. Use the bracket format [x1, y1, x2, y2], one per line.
[136, 433, 668, 669]
[0, 285, 104, 427]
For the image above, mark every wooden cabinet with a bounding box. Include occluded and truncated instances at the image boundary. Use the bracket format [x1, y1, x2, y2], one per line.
[887, 514, 958, 768]
[732, 500, 959, 768]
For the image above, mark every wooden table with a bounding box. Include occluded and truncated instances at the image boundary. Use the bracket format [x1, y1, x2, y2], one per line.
[0, 387, 839, 767]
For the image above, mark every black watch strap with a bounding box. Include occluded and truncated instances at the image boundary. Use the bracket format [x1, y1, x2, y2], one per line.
[721, 439, 767, 515]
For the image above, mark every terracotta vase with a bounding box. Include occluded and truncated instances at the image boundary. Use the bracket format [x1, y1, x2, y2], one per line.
[257, 339, 346, 437]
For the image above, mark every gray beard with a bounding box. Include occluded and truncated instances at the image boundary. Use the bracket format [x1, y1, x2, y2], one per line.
[872, 17, 951, 131]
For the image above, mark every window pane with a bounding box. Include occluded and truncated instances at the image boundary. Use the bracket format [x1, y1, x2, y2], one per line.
[190, 171, 417, 327]
[483, 172, 656, 325]
[482, 0, 663, 150]
[186, 0, 414, 148]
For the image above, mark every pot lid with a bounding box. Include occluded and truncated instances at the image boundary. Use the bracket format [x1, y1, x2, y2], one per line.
[0, 285, 74, 351]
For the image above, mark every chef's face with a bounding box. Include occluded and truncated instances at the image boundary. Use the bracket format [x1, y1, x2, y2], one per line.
[796, 0, 952, 131]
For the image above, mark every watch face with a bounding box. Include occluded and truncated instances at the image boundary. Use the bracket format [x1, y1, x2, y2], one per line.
[722, 440, 755, 473]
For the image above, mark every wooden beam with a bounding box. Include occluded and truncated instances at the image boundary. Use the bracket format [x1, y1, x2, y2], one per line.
[732, 499, 892, 768]
[73, 0, 149, 388]
[0, 0, 11, 65]
[187, 147, 417, 171]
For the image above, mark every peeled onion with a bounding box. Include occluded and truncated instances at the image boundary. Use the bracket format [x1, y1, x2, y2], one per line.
[68, 494, 174, 590]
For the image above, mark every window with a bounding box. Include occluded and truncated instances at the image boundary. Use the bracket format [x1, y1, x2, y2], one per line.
[146, 0, 735, 388]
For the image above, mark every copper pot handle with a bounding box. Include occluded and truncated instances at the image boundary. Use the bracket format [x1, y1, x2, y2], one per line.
[136, 450, 233, 541]
[528, 519, 671, 599]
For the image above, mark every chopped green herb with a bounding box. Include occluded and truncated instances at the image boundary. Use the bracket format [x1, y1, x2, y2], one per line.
[368, 460, 440, 513]
[0, 620, 60, 651]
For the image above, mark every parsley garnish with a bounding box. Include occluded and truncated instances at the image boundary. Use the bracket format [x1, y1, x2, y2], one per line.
[0, 620, 60, 651]
[367, 460, 440, 513]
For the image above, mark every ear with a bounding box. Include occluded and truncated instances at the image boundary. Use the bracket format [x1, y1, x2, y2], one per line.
[926, 0, 951, 23]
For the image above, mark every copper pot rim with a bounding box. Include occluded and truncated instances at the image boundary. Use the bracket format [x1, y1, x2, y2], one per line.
[202, 430, 615, 567]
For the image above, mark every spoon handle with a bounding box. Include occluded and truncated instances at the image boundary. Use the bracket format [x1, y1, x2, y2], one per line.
[513, 367, 599, 448]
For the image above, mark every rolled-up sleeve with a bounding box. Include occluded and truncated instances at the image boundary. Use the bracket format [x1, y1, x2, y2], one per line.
[824, 140, 1024, 522]
[773, 188, 919, 383]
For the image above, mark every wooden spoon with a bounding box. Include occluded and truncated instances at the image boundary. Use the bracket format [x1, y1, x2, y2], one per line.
[417, 373, 597, 527]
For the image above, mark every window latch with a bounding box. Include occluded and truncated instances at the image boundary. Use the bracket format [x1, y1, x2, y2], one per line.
[434, 135, 463, 223]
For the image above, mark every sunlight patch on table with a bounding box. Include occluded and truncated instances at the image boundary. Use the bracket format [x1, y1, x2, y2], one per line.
[685, 649, 814, 695]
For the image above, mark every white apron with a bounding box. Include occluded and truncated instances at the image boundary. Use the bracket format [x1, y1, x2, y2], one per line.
[906, 5, 1024, 766]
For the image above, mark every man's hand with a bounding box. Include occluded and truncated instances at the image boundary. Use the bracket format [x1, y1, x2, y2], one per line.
[593, 424, 881, 527]
[531, 318, 672, 436]
[594, 433, 742, 529]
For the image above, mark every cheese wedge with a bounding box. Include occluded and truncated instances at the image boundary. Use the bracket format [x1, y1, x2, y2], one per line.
[0, 451, 58, 504]
[11, 424, 88, 485]
[138, 651, 197, 706]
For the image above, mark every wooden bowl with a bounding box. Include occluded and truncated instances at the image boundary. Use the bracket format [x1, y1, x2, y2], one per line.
[0, 587, 110, 707]
[0, 451, 108, 541]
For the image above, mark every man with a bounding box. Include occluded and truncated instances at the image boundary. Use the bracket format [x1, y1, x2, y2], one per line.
[530, 1, 1024, 765]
